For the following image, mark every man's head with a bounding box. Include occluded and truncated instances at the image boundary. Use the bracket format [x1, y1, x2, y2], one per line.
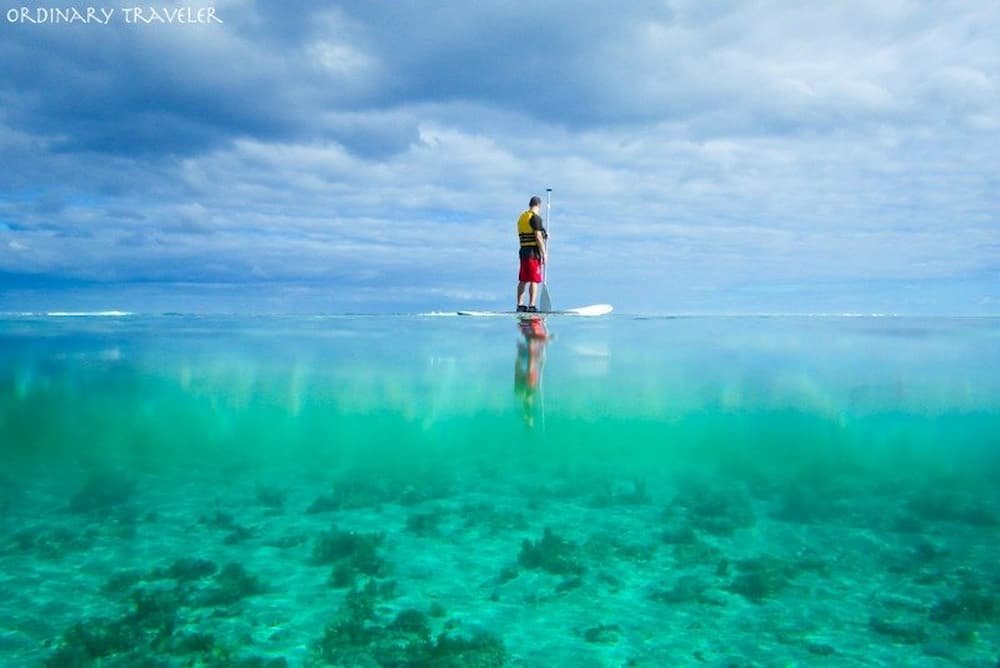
[529, 195, 542, 209]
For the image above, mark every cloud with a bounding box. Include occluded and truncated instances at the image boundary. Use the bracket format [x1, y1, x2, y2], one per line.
[0, 1, 997, 313]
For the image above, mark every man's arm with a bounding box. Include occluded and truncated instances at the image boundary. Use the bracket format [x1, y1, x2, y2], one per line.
[532, 213, 548, 264]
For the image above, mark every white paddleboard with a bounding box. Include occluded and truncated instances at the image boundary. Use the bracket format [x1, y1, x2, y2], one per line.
[457, 304, 613, 317]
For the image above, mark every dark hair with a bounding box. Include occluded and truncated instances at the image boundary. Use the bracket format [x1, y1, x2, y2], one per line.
[529, 196, 542, 207]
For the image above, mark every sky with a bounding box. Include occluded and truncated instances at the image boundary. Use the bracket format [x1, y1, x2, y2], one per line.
[0, 0, 997, 314]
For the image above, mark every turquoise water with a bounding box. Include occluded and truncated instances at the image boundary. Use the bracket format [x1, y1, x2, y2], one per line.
[0, 314, 997, 666]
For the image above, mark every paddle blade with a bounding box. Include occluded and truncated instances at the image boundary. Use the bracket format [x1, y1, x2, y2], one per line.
[539, 283, 552, 312]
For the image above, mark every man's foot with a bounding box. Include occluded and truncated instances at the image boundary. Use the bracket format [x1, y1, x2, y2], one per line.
[516, 305, 527, 312]
[527, 305, 538, 313]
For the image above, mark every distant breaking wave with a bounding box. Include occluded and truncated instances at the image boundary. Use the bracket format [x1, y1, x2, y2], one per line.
[0, 311, 133, 317]
[44, 311, 133, 317]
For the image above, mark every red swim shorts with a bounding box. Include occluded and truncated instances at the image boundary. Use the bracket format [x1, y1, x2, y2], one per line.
[519, 257, 542, 283]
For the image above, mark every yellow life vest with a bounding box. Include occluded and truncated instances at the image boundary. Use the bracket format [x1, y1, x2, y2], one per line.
[517, 210, 539, 248]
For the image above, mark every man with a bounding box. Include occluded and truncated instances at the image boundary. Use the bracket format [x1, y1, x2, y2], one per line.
[516, 195, 548, 312]
[514, 315, 549, 428]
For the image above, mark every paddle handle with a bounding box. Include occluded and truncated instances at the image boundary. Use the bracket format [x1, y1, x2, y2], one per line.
[545, 188, 551, 271]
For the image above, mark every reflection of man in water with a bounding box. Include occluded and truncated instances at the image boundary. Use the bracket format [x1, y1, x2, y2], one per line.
[514, 316, 549, 428]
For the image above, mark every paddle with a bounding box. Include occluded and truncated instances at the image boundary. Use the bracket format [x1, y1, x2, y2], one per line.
[539, 187, 552, 312]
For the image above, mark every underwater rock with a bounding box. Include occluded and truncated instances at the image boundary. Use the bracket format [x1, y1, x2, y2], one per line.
[47, 581, 181, 665]
[170, 631, 215, 654]
[199, 509, 255, 544]
[312, 576, 505, 668]
[255, 484, 286, 511]
[518, 528, 586, 576]
[200, 509, 237, 529]
[583, 623, 623, 644]
[46, 617, 139, 663]
[587, 478, 651, 507]
[906, 491, 998, 527]
[868, 615, 928, 644]
[310, 468, 454, 513]
[726, 556, 797, 603]
[194, 562, 265, 607]
[425, 631, 506, 667]
[769, 486, 843, 524]
[266, 533, 308, 549]
[131, 585, 184, 631]
[555, 576, 584, 593]
[661, 525, 698, 545]
[345, 579, 380, 622]
[306, 493, 340, 514]
[69, 470, 136, 513]
[664, 481, 756, 536]
[806, 642, 837, 656]
[223, 524, 255, 545]
[406, 509, 445, 536]
[650, 574, 710, 605]
[496, 565, 519, 584]
[670, 535, 722, 569]
[233, 657, 289, 668]
[10, 525, 94, 559]
[330, 562, 357, 588]
[585, 533, 656, 564]
[388, 609, 432, 638]
[459, 502, 528, 533]
[157, 557, 218, 581]
[102, 569, 146, 595]
[910, 538, 946, 563]
[317, 475, 389, 511]
[929, 585, 998, 624]
[312, 580, 385, 663]
[312, 526, 388, 586]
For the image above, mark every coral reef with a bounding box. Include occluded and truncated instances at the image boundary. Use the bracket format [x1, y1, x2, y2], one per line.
[725, 556, 796, 603]
[406, 509, 445, 536]
[48, 557, 269, 665]
[306, 468, 453, 513]
[9, 525, 94, 559]
[68, 470, 136, 513]
[198, 508, 254, 545]
[650, 574, 712, 605]
[906, 491, 998, 527]
[311, 526, 389, 587]
[586, 478, 651, 507]
[664, 481, 755, 536]
[583, 623, 623, 644]
[459, 502, 528, 533]
[157, 557, 218, 582]
[255, 484, 286, 511]
[195, 562, 265, 607]
[868, 615, 928, 644]
[518, 528, 586, 576]
[310, 578, 506, 666]
[584, 533, 656, 564]
[929, 585, 998, 625]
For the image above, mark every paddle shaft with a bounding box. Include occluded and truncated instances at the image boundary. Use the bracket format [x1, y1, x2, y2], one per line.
[540, 188, 552, 311]
[545, 188, 552, 277]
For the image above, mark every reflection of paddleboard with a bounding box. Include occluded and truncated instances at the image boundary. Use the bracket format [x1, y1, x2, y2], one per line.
[457, 304, 613, 317]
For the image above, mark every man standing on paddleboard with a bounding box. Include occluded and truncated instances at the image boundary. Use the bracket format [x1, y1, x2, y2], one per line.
[516, 195, 548, 312]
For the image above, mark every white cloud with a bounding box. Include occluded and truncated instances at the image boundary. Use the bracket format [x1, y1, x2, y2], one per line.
[0, 1, 996, 312]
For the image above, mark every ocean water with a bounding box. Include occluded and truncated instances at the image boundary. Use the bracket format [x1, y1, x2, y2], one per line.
[0, 313, 997, 666]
